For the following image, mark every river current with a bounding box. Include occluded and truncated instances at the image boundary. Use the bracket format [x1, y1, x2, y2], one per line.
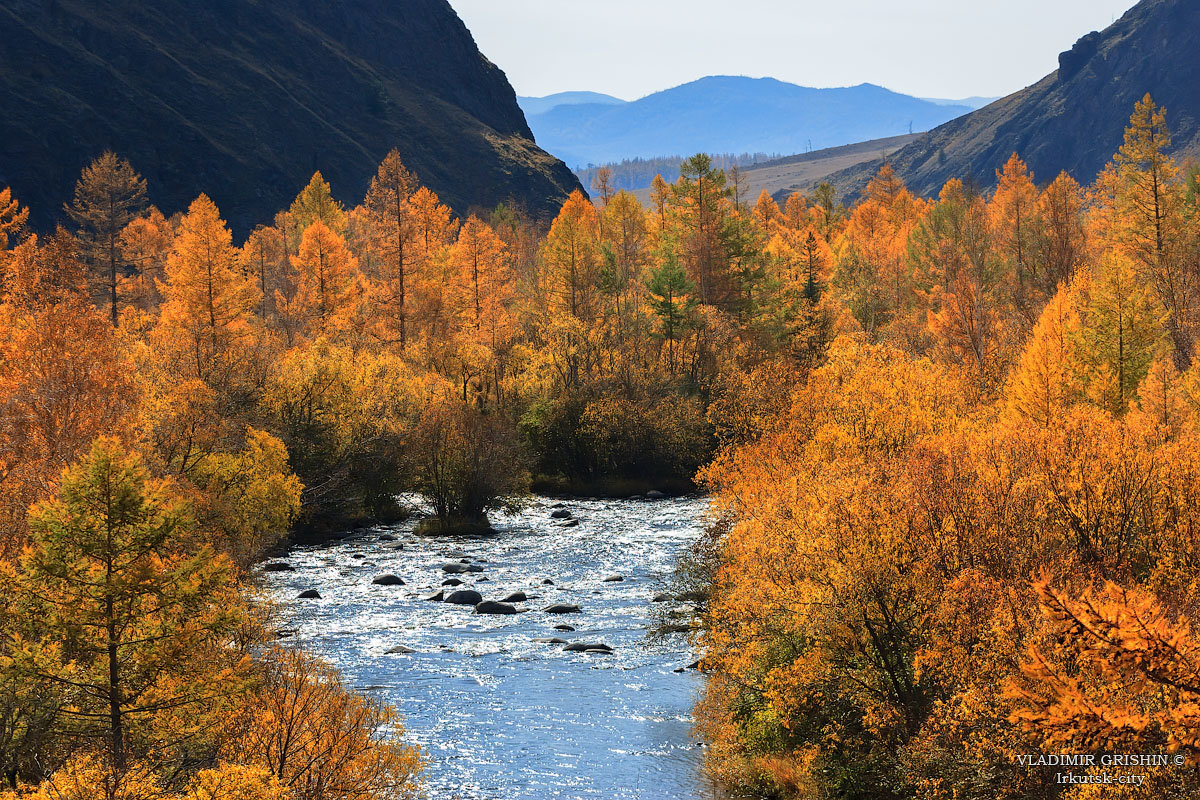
[259, 496, 715, 800]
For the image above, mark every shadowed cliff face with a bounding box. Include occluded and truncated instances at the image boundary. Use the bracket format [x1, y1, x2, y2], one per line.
[828, 0, 1200, 198]
[0, 0, 582, 233]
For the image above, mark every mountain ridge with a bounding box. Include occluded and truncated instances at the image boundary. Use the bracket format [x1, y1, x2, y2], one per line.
[826, 0, 1200, 198]
[522, 75, 972, 168]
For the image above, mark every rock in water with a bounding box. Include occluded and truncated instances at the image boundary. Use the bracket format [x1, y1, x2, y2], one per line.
[553, 624, 576, 632]
[543, 604, 582, 614]
[652, 592, 674, 602]
[385, 645, 416, 654]
[541, 578, 555, 585]
[262, 562, 294, 572]
[445, 589, 484, 605]
[500, 591, 527, 603]
[441, 578, 464, 586]
[558, 519, 580, 528]
[603, 574, 624, 582]
[297, 589, 321, 599]
[550, 509, 573, 519]
[532, 637, 567, 644]
[442, 563, 484, 574]
[423, 590, 445, 602]
[646, 489, 666, 499]
[372, 574, 404, 586]
[474, 600, 518, 615]
[563, 642, 613, 653]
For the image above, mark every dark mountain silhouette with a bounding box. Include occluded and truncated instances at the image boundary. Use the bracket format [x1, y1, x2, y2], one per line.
[522, 76, 971, 168]
[0, 0, 582, 234]
[827, 0, 1200, 198]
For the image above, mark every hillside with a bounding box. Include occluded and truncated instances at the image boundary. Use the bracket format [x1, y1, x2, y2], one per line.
[0, 0, 582, 233]
[524, 76, 971, 168]
[628, 135, 918, 206]
[827, 0, 1200, 198]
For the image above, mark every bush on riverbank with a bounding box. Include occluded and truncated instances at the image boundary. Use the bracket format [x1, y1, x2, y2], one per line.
[520, 390, 712, 494]
[411, 398, 529, 531]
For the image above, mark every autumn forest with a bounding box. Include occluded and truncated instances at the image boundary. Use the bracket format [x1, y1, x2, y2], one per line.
[1, 91, 1200, 799]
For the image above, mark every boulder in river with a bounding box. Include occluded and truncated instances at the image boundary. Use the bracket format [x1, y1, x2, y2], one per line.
[474, 600, 518, 615]
[423, 590, 445, 601]
[263, 562, 295, 572]
[385, 645, 416, 654]
[445, 589, 484, 605]
[541, 578, 555, 585]
[372, 574, 405, 586]
[550, 509, 573, 519]
[554, 624, 576, 632]
[603, 574, 624, 582]
[563, 642, 613, 653]
[532, 637, 567, 644]
[442, 562, 484, 574]
[441, 578, 464, 586]
[379, 534, 397, 542]
[652, 592, 674, 602]
[558, 519, 580, 528]
[646, 489, 666, 499]
[543, 603, 582, 614]
[297, 589, 321, 599]
[500, 591, 527, 603]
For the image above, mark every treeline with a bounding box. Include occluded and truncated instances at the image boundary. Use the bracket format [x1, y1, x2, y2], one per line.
[575, 151, 780, 193]
[695, 95, 1200, 798]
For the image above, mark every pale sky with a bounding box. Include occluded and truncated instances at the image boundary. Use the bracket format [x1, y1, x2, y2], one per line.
[447, 0, 1139, 101]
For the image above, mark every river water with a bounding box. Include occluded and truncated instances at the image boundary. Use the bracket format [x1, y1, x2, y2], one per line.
[259, 496, 715, 800]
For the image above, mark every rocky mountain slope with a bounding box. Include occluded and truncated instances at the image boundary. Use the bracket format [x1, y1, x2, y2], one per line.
[0, 0, 581, 233]
[827, 0, 1200, 197]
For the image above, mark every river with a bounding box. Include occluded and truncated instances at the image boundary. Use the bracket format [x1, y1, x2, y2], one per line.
[259, 495, 716, 800]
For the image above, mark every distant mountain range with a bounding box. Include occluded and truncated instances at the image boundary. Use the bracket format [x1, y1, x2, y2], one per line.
[518, 92, 626, 117]
[921, 97, 999, 109]
[519, 77, 974, 168]
[829, 0, 1200, 198]
[0, 0, 581, 234]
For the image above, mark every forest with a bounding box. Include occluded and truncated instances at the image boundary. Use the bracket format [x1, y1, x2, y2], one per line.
[0, 93, 1197, 799]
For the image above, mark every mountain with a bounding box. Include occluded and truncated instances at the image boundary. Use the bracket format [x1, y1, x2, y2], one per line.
[828, 0, 1200, 199]
[522, 76, 973, 168]
[921, 96, 1000, 110]
[518, 92, 627, 117]
[0, 0, 582, 234]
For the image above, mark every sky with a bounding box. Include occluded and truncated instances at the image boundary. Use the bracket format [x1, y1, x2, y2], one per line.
[447, 0, 1139, 101]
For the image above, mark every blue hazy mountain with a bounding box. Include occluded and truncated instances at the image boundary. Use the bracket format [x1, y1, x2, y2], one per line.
[921, 96, 1001, 109]
[522, 76, 973, 168]
[518, 91, 627, 117]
